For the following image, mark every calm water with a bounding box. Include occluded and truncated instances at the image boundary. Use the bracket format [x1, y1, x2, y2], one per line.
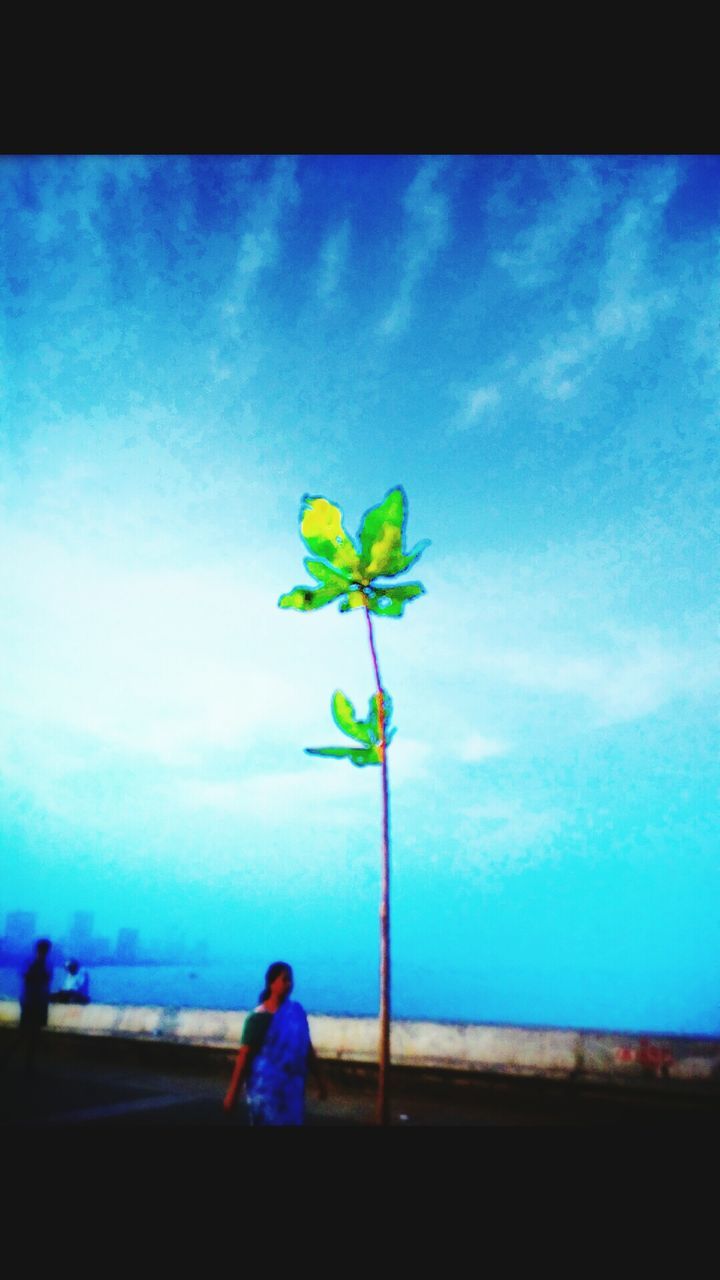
[2, 962, 715, 1033]
[0, 958, 488, 1023]
[0, 961, 385, 1019]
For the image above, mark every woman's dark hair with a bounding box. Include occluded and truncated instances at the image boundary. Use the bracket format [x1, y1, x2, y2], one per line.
[259, 961, 292, 1003]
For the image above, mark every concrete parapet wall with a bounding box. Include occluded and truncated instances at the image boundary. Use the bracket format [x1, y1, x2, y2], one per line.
[1, 999, 718, 1082]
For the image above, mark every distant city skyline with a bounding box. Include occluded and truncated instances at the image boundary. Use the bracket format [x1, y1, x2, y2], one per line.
[0, 907, 210, 966]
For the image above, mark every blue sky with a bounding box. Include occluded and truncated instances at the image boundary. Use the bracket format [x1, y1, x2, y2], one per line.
[1, 154, 718, 1032]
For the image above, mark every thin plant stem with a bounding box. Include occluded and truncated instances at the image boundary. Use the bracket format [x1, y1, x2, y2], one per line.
[363, 598, 391, 1126]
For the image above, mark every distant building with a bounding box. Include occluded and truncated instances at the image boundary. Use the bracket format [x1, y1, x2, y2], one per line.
[116, 928, 139, 964]
[5, 911, 37, 955]
[93, 936, 111, 963]
[67, 911, 94, 962]
[68, 911, 94, 950]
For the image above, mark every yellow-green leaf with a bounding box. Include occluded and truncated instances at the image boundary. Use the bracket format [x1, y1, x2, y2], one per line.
[365, 582, 425, 618]
[278, 581, 348, 611]
[332, 689, 373, 744]
[358, 486, 430, 581]
[304, 558, 352, 588]
[305, 745, 381, 767]
[300, 496, 361, 577]
[339, 589, 367, 612]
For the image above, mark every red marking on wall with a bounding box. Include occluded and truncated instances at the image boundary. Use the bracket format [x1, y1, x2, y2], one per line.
[615, 1037, 673, 1075]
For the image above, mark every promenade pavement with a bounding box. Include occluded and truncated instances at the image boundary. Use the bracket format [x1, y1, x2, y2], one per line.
[2, 1029, 719, 1125]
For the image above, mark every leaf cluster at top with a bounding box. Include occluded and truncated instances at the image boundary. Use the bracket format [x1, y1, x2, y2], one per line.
[278, 486, 429, 618]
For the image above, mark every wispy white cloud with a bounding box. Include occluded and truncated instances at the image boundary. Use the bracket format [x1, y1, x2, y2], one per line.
[382, 539, 718, 744]
[0, 414, 437, 832]
[494, 157, 608, 288]
[592, 162, 679, 341]
[456, 797, 566, 875]
[453, 383, 502, 430]
[210, 157, 302, 387]
[378, 157, 451, 337]
[170, 734, 432, 824]
[227, 156, 300, 314]
[526, 161, 681, 401]
[0, 537, 310, 766]
[6, 156, 154, 250]
[316, 220, 351, 301]
[176, 767, 370, 826]
[531, 334, 595, 402]
[461, 797, 561, 840]
[0, 409, 329, 817]
[457, 734, 510, 763]
[689, 232, 720, 381]
[389, 736, 433, 783]
[471, 637, 712, 726]
[448, 160, 686, 431]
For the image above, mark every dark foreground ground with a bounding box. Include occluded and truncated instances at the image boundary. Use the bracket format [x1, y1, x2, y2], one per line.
[2, 1029, 720, 1126]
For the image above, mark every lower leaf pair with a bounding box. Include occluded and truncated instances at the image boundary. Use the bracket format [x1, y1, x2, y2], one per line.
[306, 688, 396, 768]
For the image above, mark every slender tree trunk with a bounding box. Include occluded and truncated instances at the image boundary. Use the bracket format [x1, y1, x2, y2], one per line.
[363, 601, 391, 1126]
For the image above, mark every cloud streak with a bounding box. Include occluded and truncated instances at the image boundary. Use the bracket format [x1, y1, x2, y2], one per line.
[378, 157, 451, 337]
[457, 734, 510, 763]
[453, 383, 502, 431]
[384, 536, 718, 751]
[527, 161, 681, 401]
[316, 220, 351, 301]
[493, 156, 608, 288]
[226, 156, 300, 313]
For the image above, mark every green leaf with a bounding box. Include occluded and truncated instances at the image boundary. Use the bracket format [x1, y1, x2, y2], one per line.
[358, 487, 404, 578]
[338, 589, 368, 612]
[300, 496, 362, 578]
[364, 582, 425, 618]
[367, 689, 393, 742]
[358, 486, 430, 581]
[278, 588, 308, 610]
[305, 745, 381, 767]
[304, 558, 352, 588]
[331, 690, 373, 745]
[278, 580, 348, 611]
[395, 539, 431, 575]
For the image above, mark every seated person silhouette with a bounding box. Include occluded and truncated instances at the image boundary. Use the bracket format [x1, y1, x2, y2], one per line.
[51, 959, 90, 1005]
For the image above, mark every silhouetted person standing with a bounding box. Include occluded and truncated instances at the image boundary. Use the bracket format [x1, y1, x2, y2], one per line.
[19, 939, 52, 1073]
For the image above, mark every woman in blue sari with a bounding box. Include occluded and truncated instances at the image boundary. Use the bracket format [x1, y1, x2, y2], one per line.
[223, 962, 327, 1125]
